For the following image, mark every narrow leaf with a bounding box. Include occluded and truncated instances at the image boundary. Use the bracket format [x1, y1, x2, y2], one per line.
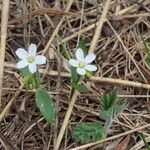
[114, 134, 131, 150]
[56, 34, 70, 60]
[78, 39, 87, 55]
[35, 88, 55, 124]
[71, 67, 79, 83]
[139, 132, 150, 150]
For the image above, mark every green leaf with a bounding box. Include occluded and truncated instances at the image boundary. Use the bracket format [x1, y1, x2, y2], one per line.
[34, 70, 40, 88]
[71, 82, 88, 92]
[78, 39, 87, 55]
[100, 100, 128, 121]
[20, 66, 32, 76]
[100, 89, 117, 110]
[139, 132, 150, 150]
[35, 88, 55, 124]
[73, 122, 105, 144]
[71, 67, 79, 83]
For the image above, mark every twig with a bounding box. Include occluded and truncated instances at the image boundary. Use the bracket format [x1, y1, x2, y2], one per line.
[0, 85, 23, 122]
[54, 90, 79, 150]
[88, 0, 111, 53]
[0, 0, 10, 106]
[8, 8, 80, 25]
[69, 123, 150, 150]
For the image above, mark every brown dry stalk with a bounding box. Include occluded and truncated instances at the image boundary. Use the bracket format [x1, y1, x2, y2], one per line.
[8, 8, 82, 25]
[54, 90, 79, 150]
[0, 85, 23, 122]
[0, 132, 19, 150]
[0, 0, 10, 105]
[88, 0, 111, 53]
[69, 123, 150, 150]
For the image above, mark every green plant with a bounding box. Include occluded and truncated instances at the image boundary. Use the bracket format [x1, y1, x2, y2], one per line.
[73, 122, 105, 144]
[16, 44, 55, 124]
[99, 89, 128, 133]
[72, 89, 128, 144]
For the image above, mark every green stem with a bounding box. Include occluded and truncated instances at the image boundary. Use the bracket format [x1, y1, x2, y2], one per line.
[139, 132, 150, 150]
[104, 119, 112, 136]
[56, 34, 71, 60]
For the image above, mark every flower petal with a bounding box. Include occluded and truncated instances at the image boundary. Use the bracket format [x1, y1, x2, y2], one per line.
[28, 63, 37, 73]
[77, 68, 86, 75]
[84, 53, 96, 64]
[28, 43, 37, 56]
[85, 64, 97, 71]
[16, 60, 28, 69]
[16, 48, 28, 60]
[75, 48, 84, 61]
[69, 59, 78, 67]
[35, 55, 46, 65]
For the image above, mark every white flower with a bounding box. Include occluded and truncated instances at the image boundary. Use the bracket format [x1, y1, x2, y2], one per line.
[16, 43, 46, 74]
[69, 48, 97, 75]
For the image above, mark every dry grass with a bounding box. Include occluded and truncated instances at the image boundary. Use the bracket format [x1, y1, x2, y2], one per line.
[0, 0, 150, 150]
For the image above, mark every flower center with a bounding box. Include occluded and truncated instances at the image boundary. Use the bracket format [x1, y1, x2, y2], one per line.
[78, 61, 86, 68]
[27, 56, 35, 63]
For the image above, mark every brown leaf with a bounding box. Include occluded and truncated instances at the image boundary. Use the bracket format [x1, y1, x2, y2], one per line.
[114, 134, 131, 150]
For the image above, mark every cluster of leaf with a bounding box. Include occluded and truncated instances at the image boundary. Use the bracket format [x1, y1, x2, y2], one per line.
[72, 122, 105, 144]
[100, 90, 128, 122]
[21, 67, 55, 124]
[73, 89, 128, 144]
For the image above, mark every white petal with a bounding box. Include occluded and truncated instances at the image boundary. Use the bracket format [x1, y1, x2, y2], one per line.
[75, 48, 84, 61]
[16, 60, 28, 69]
[77, 68, 86, 75]
[69, 59, 78, 67]
[85, 65, 97, 71]
[28, 43, 37, 56]
[35, 55, 46, 65]
[84, 53, 96, 64]
[28, 63, 37, 73]
[16, 48, 28, 60]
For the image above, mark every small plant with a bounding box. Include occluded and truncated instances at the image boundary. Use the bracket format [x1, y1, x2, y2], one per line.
[73, 122, 105, 144]
[72, 89, 128, 144]
[16, 43, 55, 124]
[68, 40, 97, 92]
[99, 89, 128, 133]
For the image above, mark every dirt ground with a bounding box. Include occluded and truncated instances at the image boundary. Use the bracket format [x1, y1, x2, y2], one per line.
[0, 0, 150, 150]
